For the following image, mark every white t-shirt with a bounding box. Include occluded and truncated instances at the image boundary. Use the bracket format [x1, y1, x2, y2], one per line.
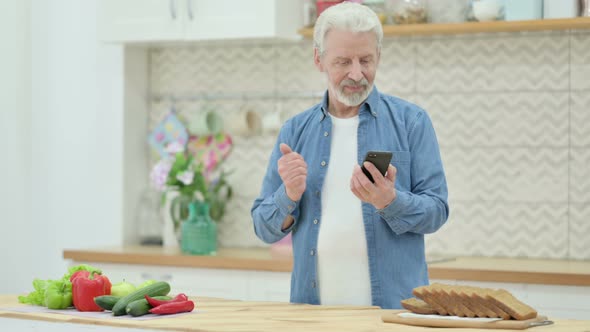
[317, 114, 372, 306]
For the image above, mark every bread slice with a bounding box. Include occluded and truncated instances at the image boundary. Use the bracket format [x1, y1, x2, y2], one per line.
[429, 284, 461, 316]
[471, 288, 511, 320]
[450, 286, 490, 318]
[459, 286, 499, 318]
[401, 297, 438, 315]
[437, 284, 476, 317]
[413, 285, 448, 315]
[485, 289, 538, 320]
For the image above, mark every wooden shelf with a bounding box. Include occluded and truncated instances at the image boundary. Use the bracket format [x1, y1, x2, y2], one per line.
[298, 17, 590, 38]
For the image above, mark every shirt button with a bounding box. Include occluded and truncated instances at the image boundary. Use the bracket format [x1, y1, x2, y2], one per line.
[313, 219, 318, 224]
[321, 161, 326, 167]
[312, 281, 317, 288]
[324, 131, 329, 137]
[310, 249, 315, 256]
[315, 191, 320, 197]
[371, 112, 377, 116]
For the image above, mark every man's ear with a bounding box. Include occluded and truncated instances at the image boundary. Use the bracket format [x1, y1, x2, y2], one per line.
[314, 48, 324, 72]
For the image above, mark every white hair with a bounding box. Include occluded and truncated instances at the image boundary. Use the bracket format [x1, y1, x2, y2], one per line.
[313, 2, 383, 56]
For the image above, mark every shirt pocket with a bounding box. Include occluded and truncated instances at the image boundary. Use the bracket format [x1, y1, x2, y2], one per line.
[390, 151, 411, 189]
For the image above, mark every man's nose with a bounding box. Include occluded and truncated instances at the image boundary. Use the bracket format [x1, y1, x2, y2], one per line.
[348, 60, 363, 82]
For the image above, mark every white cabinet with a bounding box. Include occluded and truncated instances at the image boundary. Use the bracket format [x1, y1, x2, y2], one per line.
[99, 0, 303, 43]
[80, 262, 291, 302]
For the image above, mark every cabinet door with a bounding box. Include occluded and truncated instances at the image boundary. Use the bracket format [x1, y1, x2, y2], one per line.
[184, 0, 302, 40]
[99, 0, 185, 42]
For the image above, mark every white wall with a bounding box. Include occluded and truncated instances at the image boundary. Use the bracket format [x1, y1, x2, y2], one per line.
[0, 0, 33, 293]
[0, 0, 125, 294]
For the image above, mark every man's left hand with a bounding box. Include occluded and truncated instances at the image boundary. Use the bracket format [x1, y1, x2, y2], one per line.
[350, 162, 397, 210]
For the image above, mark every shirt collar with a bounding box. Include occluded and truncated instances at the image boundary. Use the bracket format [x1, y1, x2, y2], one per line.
[319, 85, 380, 122]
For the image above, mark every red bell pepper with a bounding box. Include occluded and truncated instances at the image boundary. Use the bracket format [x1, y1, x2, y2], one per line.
[70, 270, 112, 292]
[71, 272, 112, 311]
[145, 293, 188, 307]
[149, 300, 194, 315]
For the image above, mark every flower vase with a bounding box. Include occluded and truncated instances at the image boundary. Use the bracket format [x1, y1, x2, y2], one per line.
[161, 191, 193, 249]
[181, 201, 217, 255]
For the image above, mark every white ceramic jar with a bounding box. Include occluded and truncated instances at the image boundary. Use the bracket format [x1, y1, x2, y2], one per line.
[472, 0, 504, 21]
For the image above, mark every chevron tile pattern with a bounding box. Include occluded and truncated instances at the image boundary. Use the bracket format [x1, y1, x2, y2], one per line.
[415, 33, 569, 92]
[148, 31, 590, 259]
[426, 201, 569, 259]
[276, 41, 327, 93]
[414, 92, 569, 148]
[569, 203, 590, 260]
[571, 33, 590, 90]
[442, 148, 568, 202]
[151, 45, 275, 95]
[570, 148, 590, 204]
[571, 92, 590, 147]
[374, 39, 415, 94]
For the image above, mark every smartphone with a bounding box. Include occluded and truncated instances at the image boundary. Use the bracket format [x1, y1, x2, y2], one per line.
[361, 151, 393, 183]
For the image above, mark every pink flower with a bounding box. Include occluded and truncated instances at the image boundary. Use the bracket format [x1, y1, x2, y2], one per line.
[150, 159, 172, 191]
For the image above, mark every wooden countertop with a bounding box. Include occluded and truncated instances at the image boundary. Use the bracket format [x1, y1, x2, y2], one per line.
[1, 295, 589, 332]
[63, 246, 590, 286]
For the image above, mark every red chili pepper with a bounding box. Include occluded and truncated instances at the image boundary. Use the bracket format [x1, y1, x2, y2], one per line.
[72, 272, 112, 311]
[145, 293, 189, 307]
[149, 300, 194, 315]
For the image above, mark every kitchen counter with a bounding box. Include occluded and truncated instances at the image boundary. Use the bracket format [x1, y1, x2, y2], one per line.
[63, 246, 590, 286]
[1, 295, 589, 332]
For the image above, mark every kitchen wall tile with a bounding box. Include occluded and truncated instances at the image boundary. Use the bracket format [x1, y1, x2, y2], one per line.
[571, 92, 590, 147]
[569, 203, 590, 260]
[276, 41, 327, 93]
[426, 201, 569, 259]
[414, 92, 569, 148]
[570, 33, 590, 91]
[222, 135, 276, 199]
[416, 33, 569, 93]
[570, 148, 590, 203]
[374, 38, 416, 95]
[218, 195, 267, 248]
[442, 148, 568, 202]
[151, 45, 275, 96]
[278, 98, 323, 122]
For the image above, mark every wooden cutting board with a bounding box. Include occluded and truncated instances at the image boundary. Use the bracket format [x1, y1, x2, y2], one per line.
[382, 311, 553, 330]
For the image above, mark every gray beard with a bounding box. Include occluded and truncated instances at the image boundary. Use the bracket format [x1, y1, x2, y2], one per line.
[334, 83, 373, 106]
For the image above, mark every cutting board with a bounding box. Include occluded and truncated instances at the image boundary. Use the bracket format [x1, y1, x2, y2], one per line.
[382, 311, 553, 330]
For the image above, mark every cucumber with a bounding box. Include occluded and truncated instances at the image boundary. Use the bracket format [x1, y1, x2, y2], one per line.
[111, 281, 171, 316]
[94, 295, 121, 311]
[126, 296, 172, 317]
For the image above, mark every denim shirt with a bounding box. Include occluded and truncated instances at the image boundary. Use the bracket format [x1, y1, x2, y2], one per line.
[251, 86, 449, 309]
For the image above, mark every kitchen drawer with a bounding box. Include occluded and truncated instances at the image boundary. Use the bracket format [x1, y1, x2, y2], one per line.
[525, 284, 590, 311]
[170, 267, 250, 300]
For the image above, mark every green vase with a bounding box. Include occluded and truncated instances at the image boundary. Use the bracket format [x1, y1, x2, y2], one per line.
[181, 201, 217, 255]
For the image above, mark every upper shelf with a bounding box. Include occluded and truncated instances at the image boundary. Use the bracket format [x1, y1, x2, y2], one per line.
[298, 17, 590, 38]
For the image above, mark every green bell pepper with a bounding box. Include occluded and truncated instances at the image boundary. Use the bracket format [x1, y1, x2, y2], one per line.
[44, 280, 72, 309]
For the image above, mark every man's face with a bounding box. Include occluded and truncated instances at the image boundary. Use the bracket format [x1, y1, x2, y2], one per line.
[315, 29, 379, 107]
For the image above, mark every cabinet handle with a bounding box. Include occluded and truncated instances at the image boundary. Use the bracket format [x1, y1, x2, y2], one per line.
[187, 0, 194, 21]
[169, 0, 177, 19]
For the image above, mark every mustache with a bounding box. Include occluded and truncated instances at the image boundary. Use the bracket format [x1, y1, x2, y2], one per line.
[340, 78, 369, 88]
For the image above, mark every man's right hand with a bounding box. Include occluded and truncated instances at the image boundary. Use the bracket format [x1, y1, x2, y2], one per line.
[278, 143, 307, 202]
